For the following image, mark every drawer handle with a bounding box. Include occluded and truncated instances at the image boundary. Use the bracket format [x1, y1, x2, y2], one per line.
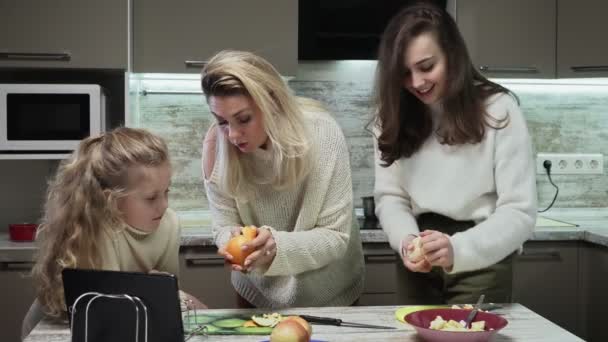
[0, 52, 71, 61]
[184, 60, 207, 68]
[364, 254, 398, 263]
[0, 261, 35, 271]
[570, 65, 608, 72]
[519, 249, 561, 260]
[185, 255, 226, 267]
[478, 65, 538, 73]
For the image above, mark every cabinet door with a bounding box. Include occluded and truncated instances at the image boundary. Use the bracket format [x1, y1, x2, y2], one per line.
[579, 242, 608, 342]
[0, 0, 127, 69]
[178, 247, 237, 309]
[359, 244, 398, 306]
[512, 241, 581, 337]
[456, 0, 556, 78]
[133, 0, 297, 75]
[557, 0, 608, 78]
[0, 261, 36, 342]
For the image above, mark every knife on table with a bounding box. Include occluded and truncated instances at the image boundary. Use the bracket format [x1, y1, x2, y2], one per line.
[298, 314, 396, 330]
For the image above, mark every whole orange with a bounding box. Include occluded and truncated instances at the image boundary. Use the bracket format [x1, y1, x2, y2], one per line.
[226, 234, 253, 266]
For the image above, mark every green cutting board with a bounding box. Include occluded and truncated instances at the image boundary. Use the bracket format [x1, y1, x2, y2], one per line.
[183, 313, 273, 335]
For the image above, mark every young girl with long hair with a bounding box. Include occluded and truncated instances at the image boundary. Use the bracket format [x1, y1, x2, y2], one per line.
[22, 127, 204, 339]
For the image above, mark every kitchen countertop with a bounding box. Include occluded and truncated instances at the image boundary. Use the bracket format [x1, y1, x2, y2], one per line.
[3, 208, 608, 262]
[180, 207, 608, 247]
[24, 303, 583, 341]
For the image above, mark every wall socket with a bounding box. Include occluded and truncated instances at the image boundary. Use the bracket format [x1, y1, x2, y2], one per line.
[536, 153, 604, 175]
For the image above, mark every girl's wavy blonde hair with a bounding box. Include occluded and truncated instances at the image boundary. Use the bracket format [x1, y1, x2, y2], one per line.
[31, 127, 170, 317]
[201, 50, 315, 199]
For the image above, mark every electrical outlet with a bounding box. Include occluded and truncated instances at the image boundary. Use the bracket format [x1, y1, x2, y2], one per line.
[536, 153, 604, 175]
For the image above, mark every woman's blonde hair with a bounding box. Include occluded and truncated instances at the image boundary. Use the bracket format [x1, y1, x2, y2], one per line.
[201, 50, 314, 199]
[31, 127, 170, 317]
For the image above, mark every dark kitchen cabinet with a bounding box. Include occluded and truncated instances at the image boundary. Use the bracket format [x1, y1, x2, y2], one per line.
[133, 0, 297, 75]
[456, 0, 556, 78]
[0, 260, 36, 342]
[178, 246, 237, 309]
[359, 243, 399, 305]
[579, 242, 608, 342]
[512, 241, 582, 338]
[0, 0, 128, 69]
[557, 0, 608, 78]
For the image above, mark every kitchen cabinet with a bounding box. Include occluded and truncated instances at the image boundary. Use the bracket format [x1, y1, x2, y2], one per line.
[0, 261, 36, 342]
[579, 242, 608, 342]
[0, 0, 128, 69]
[178, 246, 237, 309]
[457, 0, 608, 79]
[557, 0, 608, 78]
[456, 0, 556, 78]
[359, 243, 399, 306]
[133, 0, 297, 75]
[512, 241, 582, 338]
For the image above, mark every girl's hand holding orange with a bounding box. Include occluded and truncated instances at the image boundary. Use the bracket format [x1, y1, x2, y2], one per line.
[401, 234, 432, 273]
[420, 229, 454, 270]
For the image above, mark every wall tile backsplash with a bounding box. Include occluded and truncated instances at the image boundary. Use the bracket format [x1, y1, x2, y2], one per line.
[130, 63, 608, 211]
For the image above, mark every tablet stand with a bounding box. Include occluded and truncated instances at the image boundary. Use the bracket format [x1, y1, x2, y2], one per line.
[69, 291, 149, 342]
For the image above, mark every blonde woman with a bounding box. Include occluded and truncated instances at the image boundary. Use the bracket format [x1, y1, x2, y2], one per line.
[201, 50, 364, 308]
[22, 127, 205, 340]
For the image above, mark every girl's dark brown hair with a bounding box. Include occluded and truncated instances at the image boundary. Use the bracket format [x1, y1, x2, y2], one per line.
[373, 1, 514, 166]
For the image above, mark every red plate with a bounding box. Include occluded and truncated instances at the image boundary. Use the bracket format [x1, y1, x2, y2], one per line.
[405, 308, 508, 342]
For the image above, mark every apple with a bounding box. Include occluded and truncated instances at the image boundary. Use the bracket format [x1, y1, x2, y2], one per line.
[283, 316, 312, 337]
[270, 319, 310, 342]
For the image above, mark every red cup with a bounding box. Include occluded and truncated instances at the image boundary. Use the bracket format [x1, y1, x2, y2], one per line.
[9, 223, 38, 242]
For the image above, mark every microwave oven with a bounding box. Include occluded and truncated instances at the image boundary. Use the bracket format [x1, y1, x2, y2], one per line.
[0, 83, 106, 152]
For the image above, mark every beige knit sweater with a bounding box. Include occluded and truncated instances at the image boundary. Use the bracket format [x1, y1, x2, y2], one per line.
[205, 110, 365, 308]
[21, 209, 181, 340]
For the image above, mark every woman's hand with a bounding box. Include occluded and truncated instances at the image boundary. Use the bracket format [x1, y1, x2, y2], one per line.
[420, 229, 454, 270]
[401, 235, 432, 273]
[241, 227, 276, 272]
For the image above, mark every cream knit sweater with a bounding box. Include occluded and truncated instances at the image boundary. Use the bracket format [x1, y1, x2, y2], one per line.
[22, 209, 181, 340]
[374, 93, 537, 274]
[206, 110, 365, 308]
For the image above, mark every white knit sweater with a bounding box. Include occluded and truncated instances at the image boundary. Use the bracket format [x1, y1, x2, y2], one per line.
[374, 93, 537, 274]
[205, 110, 365, 308]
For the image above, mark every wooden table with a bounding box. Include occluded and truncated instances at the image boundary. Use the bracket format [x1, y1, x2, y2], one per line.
[24, 304, 583, 341]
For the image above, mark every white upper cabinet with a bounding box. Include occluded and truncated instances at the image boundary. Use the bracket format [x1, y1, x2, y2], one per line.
[133, 0, 297, 75]
[557, 0, 608, 78]
[456, 0, 556, 78]
[0, 0, 128, 69]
